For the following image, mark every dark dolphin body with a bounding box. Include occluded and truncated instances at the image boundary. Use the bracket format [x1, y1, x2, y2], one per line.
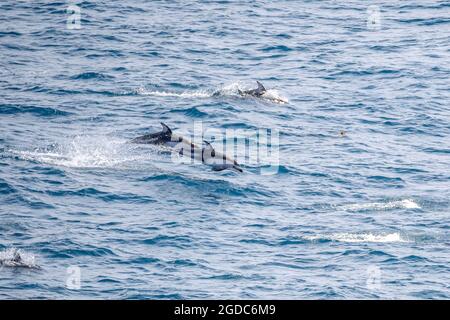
[131, 123, 243, 172]
[238, 81, 266, 97]
[130, 123, 172, 144]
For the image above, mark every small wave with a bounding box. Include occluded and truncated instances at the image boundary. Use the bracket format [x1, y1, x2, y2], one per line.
[0, 248, 40, 269]
[306, 232, 408, 243]
[0, 104, 71, 117]
[70, 72, 114, 81]
[0, 179, 17, 195]
[142, 235, 193, 249]
[169, 106, 208, 118]
[0, 31, 22, 39]
[339, 199, 421, 211]
[261, 45, 293, 52]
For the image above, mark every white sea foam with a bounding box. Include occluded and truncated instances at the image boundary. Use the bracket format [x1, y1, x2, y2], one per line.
[135, 87, 211, 98]
[339, 199, 421, 211]
[212, 82, 242, 97]
[306, 232, 408, 243]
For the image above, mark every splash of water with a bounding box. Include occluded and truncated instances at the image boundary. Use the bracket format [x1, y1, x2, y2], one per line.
[9, 135, 161, 169]
[135, 87, 211, 98]
[0, 248, 39, 268]
[261, 89, 289, 104]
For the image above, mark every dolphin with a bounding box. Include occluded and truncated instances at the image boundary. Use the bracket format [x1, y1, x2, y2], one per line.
[0, 249, 37, 268]
[238, 81, 266, 97]
[238, 81, 288, 103]
[131, 123, 243, 173]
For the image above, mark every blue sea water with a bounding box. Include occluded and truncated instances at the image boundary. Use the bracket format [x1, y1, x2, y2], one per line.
[0, 0, 449, 299]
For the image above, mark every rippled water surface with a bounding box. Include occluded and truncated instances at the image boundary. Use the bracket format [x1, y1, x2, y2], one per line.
[1, 1, 449, 299]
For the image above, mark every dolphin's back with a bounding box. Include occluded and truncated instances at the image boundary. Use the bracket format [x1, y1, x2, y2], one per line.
[130, 122, 172, 144]
[130, 132, 161, 144]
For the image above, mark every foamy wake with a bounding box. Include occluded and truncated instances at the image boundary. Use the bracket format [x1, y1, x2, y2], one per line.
[135, 87, 211, 98]
[306, 232, 408, 243]
[339, 199, 421, 211]
[10, 135, 159, 169]
[0, 248, 39, 268]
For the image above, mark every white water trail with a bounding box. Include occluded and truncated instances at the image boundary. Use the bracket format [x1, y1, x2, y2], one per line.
[135, 87, 211, 98]
[339, 199, 421, 211]
[306, 232, 408, 243]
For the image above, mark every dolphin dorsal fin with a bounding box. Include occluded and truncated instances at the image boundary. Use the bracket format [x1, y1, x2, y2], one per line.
[203, 140, 216, 157]
[160, 122, 172, 135]
[256, 81, 266, 92]
[12, 249, 21, 262]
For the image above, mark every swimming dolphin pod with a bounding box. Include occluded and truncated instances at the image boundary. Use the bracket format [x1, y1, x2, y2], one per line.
[131, 123, 243, 173]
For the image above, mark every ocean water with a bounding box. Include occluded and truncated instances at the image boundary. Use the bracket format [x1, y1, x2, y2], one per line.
[0, 0, 449, 299]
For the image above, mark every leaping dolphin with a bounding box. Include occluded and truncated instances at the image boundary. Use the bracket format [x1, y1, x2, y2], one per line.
[131, 123, 243, 173]
[238, 81, 266, 97]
